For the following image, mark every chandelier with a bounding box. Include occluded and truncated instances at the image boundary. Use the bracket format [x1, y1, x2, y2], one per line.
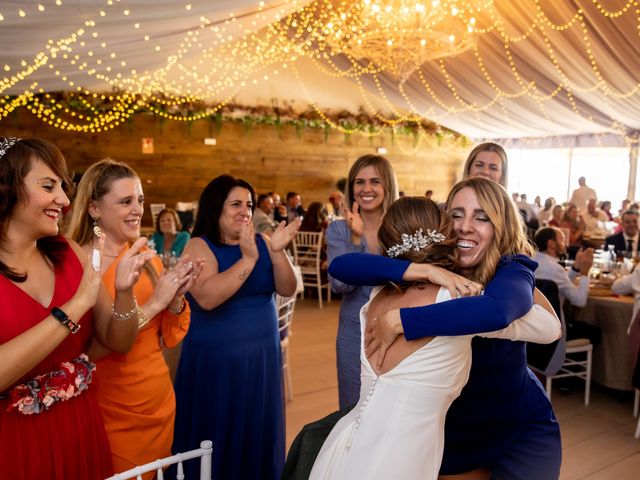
[309, 0, 494, 81]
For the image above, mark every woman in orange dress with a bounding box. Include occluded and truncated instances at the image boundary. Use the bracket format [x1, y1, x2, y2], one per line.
[66, 158, 203, 477]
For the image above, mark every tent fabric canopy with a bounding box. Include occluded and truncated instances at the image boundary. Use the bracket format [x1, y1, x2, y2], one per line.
[1, 0, 639, 145]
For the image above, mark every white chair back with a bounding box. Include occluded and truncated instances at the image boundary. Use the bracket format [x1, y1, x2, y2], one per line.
[106, 440, 212, 479]
[293, 232, 323, 265]
[292, 232, 331, 308]
[527, 279, 592, 406]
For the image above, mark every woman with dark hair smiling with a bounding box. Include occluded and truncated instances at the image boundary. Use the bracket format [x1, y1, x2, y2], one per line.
[172, 174, 300, 480]
[0, 138, 150, 479]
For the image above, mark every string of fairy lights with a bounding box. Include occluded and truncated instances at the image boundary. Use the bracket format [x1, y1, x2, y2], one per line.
[0, 0, 639, 143]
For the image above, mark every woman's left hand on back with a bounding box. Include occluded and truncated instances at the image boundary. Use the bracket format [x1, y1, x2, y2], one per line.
[365, 309, 403, 369]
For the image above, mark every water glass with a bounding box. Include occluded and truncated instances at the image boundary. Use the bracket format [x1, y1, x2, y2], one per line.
[160, 252, 179, 271]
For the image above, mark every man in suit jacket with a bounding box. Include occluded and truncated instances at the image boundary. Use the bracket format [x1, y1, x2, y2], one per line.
[569, 176, 597, 213]
[605, 210, 639, 257]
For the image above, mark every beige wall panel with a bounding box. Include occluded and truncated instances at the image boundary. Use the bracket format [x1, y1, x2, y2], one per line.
[2, 111, 469, 226]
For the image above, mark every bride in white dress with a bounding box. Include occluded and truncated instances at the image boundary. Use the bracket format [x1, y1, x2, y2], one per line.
[309, 197, 560, 480]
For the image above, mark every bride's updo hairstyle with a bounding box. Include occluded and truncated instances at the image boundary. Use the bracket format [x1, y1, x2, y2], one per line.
[378, 196, 457, 270]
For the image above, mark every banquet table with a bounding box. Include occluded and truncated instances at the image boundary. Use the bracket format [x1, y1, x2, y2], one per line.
[572, 292, 634, 391]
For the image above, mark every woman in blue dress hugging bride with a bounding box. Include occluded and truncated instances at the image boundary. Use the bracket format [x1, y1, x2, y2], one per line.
[309, 191, 560, 480]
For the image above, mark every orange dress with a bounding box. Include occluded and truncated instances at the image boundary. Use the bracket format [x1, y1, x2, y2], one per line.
[94, 248, 190, 477]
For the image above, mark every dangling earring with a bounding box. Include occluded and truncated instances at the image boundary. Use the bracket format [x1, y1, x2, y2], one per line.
[93, 217, 102, 238]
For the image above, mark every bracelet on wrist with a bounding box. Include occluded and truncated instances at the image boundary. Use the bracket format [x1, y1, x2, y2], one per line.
[51, 307, 81, 334]
[168, 297, 186, 315]
[571, 265, 581, 273]
[112, 299, 138, 322]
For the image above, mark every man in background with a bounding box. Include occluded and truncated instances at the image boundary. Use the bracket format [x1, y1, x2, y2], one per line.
[580, 198, 608, 239]
[270, 192, 288, 224]
[328, 190, 344, 217]
[253, 194, 277, 236]
[570, 176, 597, 213]
[606, 209, 640, 257]
[286, 191, 305, 223]
[534, 227, 600, 346]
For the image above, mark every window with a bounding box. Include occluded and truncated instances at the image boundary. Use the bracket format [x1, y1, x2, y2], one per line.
[506, 147, 631, 208]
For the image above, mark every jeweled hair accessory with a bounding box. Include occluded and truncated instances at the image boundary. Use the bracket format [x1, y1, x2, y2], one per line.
[387, 228, 446, 258]
[0, 137, 19, 159]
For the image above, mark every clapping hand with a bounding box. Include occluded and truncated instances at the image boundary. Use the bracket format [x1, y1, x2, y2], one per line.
[239, 221, 259, 262]
[152, 256, 193, 307]
[574, 247, 594, 275]
[270, 217, 301, 252]
[114, 237, 156, 292]
[174, 254, 206, 297]
[75, 233, 106, 310]
[342, 203, 363, 237]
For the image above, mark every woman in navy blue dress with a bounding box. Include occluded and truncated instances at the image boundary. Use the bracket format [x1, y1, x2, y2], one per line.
[173, 174, 300, 479]
[326, 154, 398, 408]
[329, 177, 561, 480]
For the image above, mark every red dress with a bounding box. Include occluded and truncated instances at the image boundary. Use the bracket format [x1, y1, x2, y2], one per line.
[0, 237, 112, 479]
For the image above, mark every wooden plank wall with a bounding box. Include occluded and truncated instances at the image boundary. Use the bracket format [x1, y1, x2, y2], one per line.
[1, 110, 470, 226]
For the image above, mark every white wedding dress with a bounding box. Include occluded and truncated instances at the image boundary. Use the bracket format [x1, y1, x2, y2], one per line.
[309, 287, 560, 480]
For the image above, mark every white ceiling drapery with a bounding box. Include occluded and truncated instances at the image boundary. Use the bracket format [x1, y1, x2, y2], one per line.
[1, 0, 640, 145]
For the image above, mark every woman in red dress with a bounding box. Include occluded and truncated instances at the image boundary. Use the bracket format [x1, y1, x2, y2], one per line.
[0, 138, 153, 479]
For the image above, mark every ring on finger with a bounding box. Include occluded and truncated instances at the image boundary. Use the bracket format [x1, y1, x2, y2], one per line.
[464, 282, 471, 288]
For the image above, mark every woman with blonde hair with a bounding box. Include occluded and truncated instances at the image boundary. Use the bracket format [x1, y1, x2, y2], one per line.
[463, 142, 508, 187]
[309, 195, 559, 479]
[0, 138, 150, 479]
[325, 154, 398, 408]
[66, 158, 202, 478]
[329, 177, 562, 479]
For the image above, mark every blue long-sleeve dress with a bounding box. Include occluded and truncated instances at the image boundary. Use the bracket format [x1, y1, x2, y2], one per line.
[328, 253, 561, 480]
[325, 220, 374, 409]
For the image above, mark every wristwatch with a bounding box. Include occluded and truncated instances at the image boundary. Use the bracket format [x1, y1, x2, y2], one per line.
[51, 307, 81, 334]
